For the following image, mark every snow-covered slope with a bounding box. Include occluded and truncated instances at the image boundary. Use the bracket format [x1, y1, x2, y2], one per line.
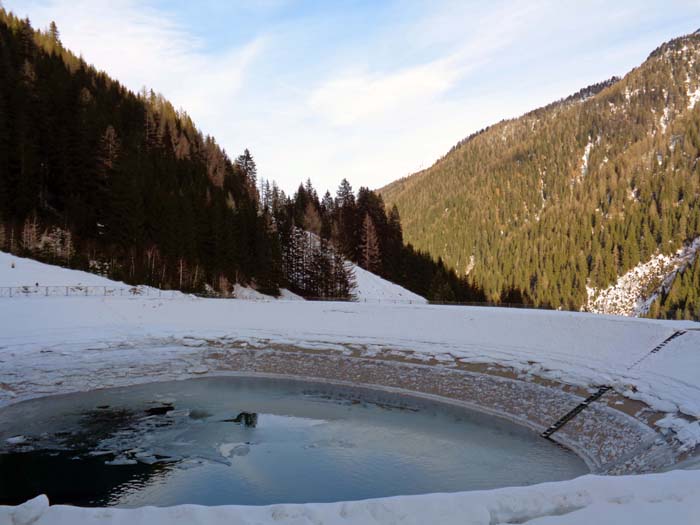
[0, 252, 424, 304]
[585, 238, 700, 316]
[0, 252, 142, 288]
[0, 251, 306, 300]
[350, 262, 426, 303]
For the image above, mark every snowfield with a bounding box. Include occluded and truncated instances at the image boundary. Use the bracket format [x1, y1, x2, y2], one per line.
[0, 252, 698, 524]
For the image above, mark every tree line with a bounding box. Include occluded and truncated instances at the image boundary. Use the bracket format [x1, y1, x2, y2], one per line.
[261, 177, 485, 301]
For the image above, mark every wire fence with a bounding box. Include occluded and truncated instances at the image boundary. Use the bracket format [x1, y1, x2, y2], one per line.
[0, 285, 696, 320]
[0, 285, 181, 299]
[0, 286, 535, 307]
[298, 296, 549, 308]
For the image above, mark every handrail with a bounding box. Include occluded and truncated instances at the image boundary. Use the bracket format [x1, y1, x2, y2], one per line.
[0, 285, 180, 299]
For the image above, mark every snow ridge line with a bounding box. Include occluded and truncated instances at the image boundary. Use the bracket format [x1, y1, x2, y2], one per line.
[626, 330, 687, 370]
[541, 330, 687, 439]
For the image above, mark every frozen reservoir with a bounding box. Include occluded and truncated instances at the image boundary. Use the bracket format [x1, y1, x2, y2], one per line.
[0, 376, 587, 506]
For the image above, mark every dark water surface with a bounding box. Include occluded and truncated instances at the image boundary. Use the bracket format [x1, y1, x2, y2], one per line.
[0, 376, 587, 506]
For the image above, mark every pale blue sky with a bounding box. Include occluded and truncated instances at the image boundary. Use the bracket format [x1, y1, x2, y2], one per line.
[8, 0, 700, 193]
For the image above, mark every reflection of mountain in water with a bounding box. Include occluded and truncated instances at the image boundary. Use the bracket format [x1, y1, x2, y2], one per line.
[0, 404, 182, 506]
[0, 450, 173, 506]
[0, 406, 268, 506]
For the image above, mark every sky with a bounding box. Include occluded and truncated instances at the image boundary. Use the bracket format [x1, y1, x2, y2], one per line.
[7, 0, 700, 194]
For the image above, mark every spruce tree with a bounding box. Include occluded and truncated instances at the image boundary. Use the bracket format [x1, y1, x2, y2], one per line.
[360, 213, 381, 273]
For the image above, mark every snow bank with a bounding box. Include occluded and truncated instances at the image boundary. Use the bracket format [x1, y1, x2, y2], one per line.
[2, 470, 699, 525]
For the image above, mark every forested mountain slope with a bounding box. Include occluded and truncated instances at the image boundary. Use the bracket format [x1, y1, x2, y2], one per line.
[381, 30, 700, 318]
[0, 10, 282, 294]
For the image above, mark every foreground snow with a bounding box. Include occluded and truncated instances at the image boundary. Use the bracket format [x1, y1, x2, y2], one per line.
[0, 252, 699, 523]
[2, 470, 699, 525]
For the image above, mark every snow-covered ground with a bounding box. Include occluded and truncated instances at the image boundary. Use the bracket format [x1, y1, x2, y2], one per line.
[0, 252, 698, 523]
[349, 262, 426, 303]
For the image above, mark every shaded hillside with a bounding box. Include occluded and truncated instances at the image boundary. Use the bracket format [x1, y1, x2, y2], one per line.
[0, 8, 482, 302]
[381, 30, 700, 316]
[0, 10, 281, 293]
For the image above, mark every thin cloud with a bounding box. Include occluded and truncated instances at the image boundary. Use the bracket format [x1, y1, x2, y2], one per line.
[12, 0, 264, 127]
[308, 58, 463, 126]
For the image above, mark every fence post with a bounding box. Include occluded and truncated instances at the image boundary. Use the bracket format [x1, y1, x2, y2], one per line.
[45, 286, 48, 296]
[9, 287, 12, 298]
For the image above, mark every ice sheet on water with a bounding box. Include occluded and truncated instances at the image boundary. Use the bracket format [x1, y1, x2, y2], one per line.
[218, 442, 250, 459]
[105, 456, 137, 466]
[0, 380, 335, 472]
